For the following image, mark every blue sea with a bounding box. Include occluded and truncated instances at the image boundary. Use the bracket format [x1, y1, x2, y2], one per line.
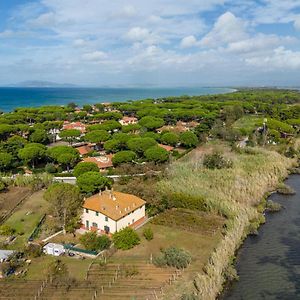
[0, 87, 234, 112]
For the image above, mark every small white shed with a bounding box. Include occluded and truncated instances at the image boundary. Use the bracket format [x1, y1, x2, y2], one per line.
[0, 250, 15, 263]
[43, 243, 65, 256]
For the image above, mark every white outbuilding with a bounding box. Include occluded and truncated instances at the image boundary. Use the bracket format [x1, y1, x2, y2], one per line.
[0, 250, 15, 263]
[43, 243, 65, 256]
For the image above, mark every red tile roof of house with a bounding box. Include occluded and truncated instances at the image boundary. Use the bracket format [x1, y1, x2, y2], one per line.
[83, 190, 146, 221]
[76, 145, 92, 156]
[63, 122, 86, 133]
[83, 155, 113, 169]
[158, 144, 174, 152]
[121, 116, 137, 122]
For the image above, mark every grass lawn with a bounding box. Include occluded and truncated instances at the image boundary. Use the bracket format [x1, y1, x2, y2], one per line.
[232, 115, 263, 134]
[3, 190, 49, 249]
[112, 210, 223, 267]
[25, 255, 94, 280]
[110, 210, 224, 297]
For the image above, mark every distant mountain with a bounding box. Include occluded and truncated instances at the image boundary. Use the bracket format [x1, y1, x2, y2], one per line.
[8, 81, 78, 88]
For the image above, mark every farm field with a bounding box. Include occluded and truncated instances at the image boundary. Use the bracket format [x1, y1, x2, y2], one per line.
[3, 190, 49, 249]
[0, 187, 31, 224]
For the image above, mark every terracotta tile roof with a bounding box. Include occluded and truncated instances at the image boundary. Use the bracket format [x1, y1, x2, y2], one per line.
[120, 116, 138, 123]
[83, 155, 113, 169]
[158, 144, 174, 152]
[63, 122, 86, 133]
[76, 145, 92, 156]
[83, 190, 146, 221]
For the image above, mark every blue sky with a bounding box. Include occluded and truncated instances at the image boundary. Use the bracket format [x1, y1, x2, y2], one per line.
[0, 0, 300, 87]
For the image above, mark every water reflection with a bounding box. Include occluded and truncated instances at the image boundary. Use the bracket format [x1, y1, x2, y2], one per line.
[223, 175, 300, 300]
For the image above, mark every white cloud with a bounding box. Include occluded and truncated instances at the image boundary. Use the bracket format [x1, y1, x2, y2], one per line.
[180, 35, 198, 48]
[82, 51, 107, 61]
[28, 12, 56, 27]
[0, 30, 15, 38]
[294, 16, 300, 31]
[226, 34, 291, 54]
[111, 5, 137, 19]
[73, 39, 87, 47]
[125, 27, 162, 44]
[200, 12, 247, 47]
[250, 0, 300, 24]
[245, 47, 300, 69]
[1, 0, 300, 86]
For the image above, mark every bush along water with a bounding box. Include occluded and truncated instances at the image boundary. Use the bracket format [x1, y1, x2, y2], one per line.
[159, 145, 297, 299]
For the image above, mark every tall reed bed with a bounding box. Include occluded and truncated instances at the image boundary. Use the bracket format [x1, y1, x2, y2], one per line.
[159, 146, 296, 299]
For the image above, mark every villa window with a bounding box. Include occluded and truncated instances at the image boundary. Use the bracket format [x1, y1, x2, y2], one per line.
[96, 212, 99, 216]
[85, 209, 89, 213]
[92, 222, 98, 228]
[105, 216, 108, 222]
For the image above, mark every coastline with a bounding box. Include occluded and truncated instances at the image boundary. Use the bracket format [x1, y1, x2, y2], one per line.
[0, 86, 236, 112]
[194, 157, 298, 300]
[220, 173, 300, 299]
[158, 145, 298, 300]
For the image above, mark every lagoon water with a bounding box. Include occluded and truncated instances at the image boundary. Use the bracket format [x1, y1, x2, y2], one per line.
[223, 174, 300, 300]
[0, 87, 233, 112]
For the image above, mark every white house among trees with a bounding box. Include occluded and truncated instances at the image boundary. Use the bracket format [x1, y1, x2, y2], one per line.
[81, 190, 146, 234]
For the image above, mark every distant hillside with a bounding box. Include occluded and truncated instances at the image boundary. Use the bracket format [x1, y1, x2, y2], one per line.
[7, 81, 78, 88]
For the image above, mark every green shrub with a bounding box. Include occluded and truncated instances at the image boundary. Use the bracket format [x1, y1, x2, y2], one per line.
[73, 162, 99, 178]
[284, 146, 298, 158]
[145, 146, 169, 163]
[45, 163, 57, 174]
[203, 152, 233, 169]
[112, 227, 140, 250]
[79, 231, 111, 251]
[179, 131, 198, 148]
[112, 151, 136, 166]
[153, 255, 167, 267]
[266, 200, 282, 212]
[154, 247, 191, 269]
[143, 227, 153, 241]
[277, 183, 295, 195]
[24, 243, 42, 258]
[166, 193, 206, 211]
[0, 225, 16, 236]
[0, 180, 6, 192]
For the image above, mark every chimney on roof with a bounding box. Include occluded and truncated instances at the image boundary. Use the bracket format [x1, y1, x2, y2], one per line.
[99, 190, 102, 196]
[102, 206, 106, 210]
[119, 210, 122, 214]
